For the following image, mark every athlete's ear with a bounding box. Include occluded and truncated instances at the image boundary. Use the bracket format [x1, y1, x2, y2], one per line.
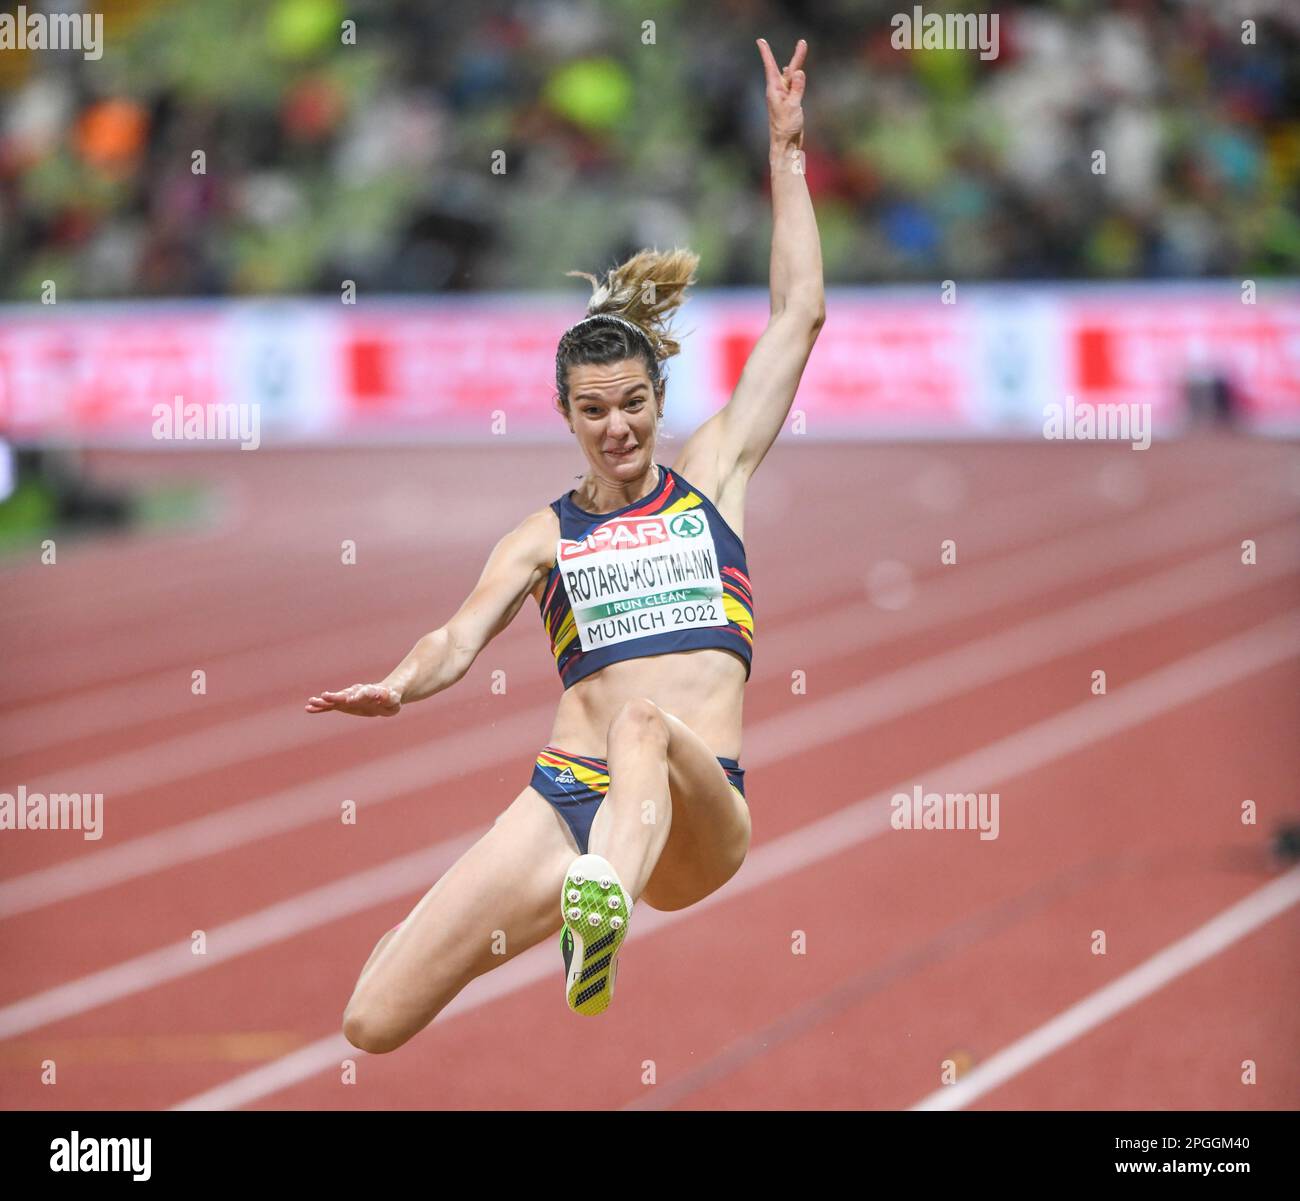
[554, 395, 574, 432]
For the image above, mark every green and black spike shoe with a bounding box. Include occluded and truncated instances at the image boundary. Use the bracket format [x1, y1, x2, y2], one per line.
[560, 927, 574, 976]
[560, 853, 632, 1016]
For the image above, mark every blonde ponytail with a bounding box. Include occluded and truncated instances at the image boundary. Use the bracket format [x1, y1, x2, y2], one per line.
[565, 247, 699, 362]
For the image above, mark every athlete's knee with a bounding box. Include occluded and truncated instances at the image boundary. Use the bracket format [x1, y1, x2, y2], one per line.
[342, 1003, 409, 1056]
[607, 697, 669, 746]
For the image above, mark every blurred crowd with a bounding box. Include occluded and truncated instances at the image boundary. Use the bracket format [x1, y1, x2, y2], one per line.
[0, 0, 1297, 299]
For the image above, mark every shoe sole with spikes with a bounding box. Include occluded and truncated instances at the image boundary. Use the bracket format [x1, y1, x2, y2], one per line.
[560, 853, 631, 1016]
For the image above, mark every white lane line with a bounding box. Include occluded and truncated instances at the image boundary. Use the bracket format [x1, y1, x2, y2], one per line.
[6, 519, 1295, 918]
[910, 867, 1300, 1111]
[1, 457, 1154, 755]
[0, 446, 1033, 629]
[0, 611, 433, 755]
[0, 470, 537, 628]
[0, 705, 553, 918]
[0, 831, 478, 1044]
[158, 609, 1297, 1107]
[15, 470, 1291, 786]
[752, 530, 1297, 754]
[7, 462, 1086, 753]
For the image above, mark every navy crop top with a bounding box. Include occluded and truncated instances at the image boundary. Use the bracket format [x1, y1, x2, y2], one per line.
[537, 463, 754, 689]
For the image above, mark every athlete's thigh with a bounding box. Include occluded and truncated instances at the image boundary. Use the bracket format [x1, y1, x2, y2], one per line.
[656, 708, 750, 845]
[348, 785, 577, 1032]
[645, 709, 751, 906]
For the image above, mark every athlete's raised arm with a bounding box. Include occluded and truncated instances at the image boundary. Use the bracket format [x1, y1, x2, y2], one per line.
[306, 509, 553, 717]
[679, 38, 824, 486]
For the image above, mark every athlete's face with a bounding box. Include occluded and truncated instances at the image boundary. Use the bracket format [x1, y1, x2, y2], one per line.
[563, 359, 662, 478]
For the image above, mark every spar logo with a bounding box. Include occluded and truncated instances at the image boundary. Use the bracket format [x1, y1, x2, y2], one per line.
[668, 512, 704, 538]
[559, 515, 670, 562]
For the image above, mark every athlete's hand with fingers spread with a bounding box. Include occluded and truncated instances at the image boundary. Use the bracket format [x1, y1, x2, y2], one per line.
[305, 683, 402, 717]
[756, 36, 807, 147]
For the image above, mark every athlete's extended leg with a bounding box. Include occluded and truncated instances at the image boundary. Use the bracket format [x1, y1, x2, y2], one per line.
[354, 927, 399, 990]
[342, 785, 579, 1054]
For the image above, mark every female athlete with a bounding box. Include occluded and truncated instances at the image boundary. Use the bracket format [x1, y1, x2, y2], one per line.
[307, 36, 823, 1052]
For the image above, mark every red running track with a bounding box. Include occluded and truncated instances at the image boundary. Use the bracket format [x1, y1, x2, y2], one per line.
[0, 436, 1297, 1109]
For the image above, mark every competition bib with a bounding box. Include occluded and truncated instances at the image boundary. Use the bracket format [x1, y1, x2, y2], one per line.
[558, 509, 726, 651]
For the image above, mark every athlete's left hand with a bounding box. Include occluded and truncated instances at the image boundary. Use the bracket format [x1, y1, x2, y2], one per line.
[756, 36, 807, 148]
[305, 683, 402, 716]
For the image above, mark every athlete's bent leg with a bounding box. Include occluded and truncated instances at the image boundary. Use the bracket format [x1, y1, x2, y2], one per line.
[618, 701, 752, 912]
[342, 785, 578, 1054]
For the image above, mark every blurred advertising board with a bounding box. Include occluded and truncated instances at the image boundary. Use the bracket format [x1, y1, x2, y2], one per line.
[1, 284, 1295, 445]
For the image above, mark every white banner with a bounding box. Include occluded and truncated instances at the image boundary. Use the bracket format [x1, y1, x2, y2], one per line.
[1, 283, 1296, 443]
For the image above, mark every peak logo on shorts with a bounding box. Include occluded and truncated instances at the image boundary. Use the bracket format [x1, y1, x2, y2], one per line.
[559, 516, 669, 563]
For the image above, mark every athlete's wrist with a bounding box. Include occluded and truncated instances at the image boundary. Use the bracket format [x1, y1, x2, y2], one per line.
[769, 139, 805, 173]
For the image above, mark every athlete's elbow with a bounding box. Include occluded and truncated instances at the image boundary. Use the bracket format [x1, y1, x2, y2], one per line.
[433, 625, 477, 683]
[777, 298, 825, 335]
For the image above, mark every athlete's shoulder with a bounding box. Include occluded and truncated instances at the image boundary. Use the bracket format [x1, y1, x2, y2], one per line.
[514, 503, 560, 550]
[668, 447, 747, 545]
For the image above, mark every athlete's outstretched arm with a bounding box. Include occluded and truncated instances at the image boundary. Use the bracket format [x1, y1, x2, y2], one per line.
[688, 38, 824, 483]
[306, 511, 552, 717]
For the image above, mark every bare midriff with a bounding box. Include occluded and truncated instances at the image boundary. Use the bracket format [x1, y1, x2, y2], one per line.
[544, 645, 747, 762]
